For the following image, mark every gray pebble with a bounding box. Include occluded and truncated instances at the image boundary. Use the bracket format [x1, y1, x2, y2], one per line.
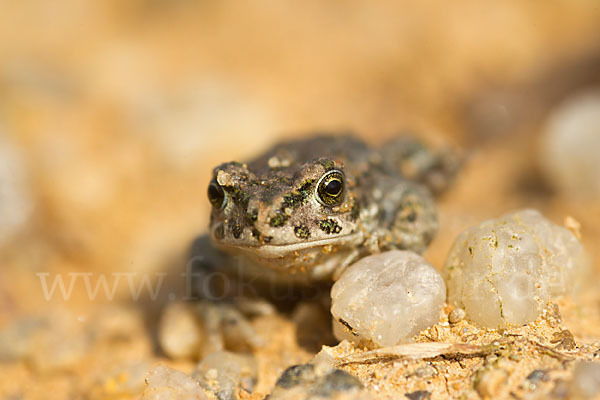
[269, 363, 366, 400]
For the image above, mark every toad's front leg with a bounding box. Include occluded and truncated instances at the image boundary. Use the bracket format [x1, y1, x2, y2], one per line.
[159, 235, 273, 399]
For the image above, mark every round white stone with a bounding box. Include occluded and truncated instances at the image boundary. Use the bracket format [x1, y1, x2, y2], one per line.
[570, 361, 600, 399]
[540, 90, 600, 196]
[443, 209, 588, 328]
[331, 250, 446, 347]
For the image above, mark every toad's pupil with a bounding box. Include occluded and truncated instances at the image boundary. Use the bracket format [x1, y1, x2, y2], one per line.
[208, 180, 225, 208]
[325, 179, 342, 196]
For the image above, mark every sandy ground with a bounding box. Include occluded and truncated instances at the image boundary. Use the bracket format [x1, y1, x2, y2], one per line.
[0, 1, 599, 399]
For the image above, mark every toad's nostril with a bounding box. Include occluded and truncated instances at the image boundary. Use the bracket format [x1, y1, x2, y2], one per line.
[228, 219, 243, 239]
[213, 223, 224, 240]
[246, 209, 259, 225]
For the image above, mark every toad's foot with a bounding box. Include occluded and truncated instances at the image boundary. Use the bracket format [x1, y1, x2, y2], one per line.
[184, 235, 275, 354]
[195, 300, 276, 400]
[198, 299, 272, 354]
[159, 298, 273, 359]
[159, 299, 272, 399]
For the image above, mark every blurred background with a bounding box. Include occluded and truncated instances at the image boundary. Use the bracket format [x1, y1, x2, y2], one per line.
[0, 1, 599, 398]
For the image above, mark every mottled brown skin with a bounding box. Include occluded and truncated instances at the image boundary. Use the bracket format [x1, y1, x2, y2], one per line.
[206, 134, 442, 283]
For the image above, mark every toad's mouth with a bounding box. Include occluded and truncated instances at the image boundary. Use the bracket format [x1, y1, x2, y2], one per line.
[214, 233, 363, 259]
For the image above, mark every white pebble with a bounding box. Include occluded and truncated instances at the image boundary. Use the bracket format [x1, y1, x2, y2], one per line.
[193, 351, 257, 397]
[331, 250, 446, 347]
[540, 90, 600, 196]
[443, 209, 588, 328]
[141, 364, 208, 400]
[570, 361, 600, 399]
[97, 361, 152, 396]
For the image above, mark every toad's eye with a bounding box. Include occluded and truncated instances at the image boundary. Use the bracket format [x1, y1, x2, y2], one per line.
[207, 178, 226, 209]
[316, 170, 345, 206]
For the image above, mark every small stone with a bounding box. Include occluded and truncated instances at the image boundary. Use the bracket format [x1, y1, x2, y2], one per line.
[508, 354, 522, 362]
[312, 351, 335, 377]
[269, 363, 366, 400]
[551, 329, 576, 350]
[275, 364, 316, 389]
[408, 365, 438, 379]
[331, 251, 446, 347]
[141, 364, 208, 400]
[569, 361, 600, 399]
[543, 302, 563, 327]
[0, 316, 44, 361]
[205, 368, 218, 381]
[405, 390, 431, 400]
[476, 369, 507, 399]
[539, 90, 600, 196]
[159, 302, 203, 360]
[448, 308, 466, 324]
[526, 369, 549, 384]
[95, 361, 151, 397]
[193, 351, 257, 397]
[312, 342, 352, 376]
[29, 311, 91, 372]
[443, 209, 588, 328]
[312, 369, 363, 397]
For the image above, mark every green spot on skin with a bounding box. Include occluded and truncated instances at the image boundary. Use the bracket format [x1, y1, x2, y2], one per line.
[269, 212, 288, 227]
[468, 246, 473, 255]
[318, 218, 342, 234]
[319, 159, 336, 170]
[246, 209, 258, 224]
[281, 179, 315, 209]
[225, 185, 249, 208]
[350, 201, 360, 220]
[294, 225, 311, 239]
[299, 178, 315, 191]
[282, 192, 303, 209]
